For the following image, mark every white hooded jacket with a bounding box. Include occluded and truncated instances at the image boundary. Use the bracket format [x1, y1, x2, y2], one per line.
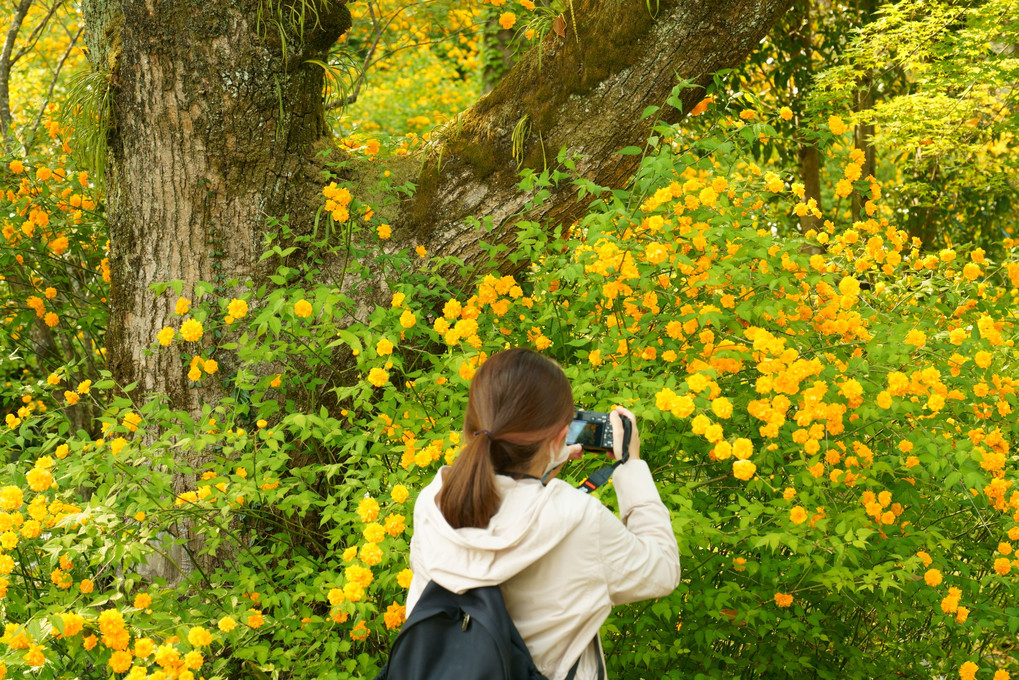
[406, 459, 681, 680]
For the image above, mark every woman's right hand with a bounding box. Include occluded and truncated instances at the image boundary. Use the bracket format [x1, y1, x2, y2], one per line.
[609, 407, 639, 462]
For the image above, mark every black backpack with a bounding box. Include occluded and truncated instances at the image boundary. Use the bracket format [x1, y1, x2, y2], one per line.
[374, 580, 602, 680]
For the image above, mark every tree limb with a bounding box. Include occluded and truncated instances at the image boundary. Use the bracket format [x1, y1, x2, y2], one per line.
[0, 0, 33, 152]
[24, 24, 82, 153]
[391, 0, 794, 275]
[11, 0, 65, 66]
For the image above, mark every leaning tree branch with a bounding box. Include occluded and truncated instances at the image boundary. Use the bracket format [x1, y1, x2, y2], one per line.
[388, 0, 793, 277]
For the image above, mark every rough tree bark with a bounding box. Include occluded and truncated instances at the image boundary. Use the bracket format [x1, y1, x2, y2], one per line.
[81, 0, 791, 587]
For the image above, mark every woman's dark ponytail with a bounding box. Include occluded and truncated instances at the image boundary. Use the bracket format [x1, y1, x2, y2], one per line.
[438, 432, 498, 530]
[437, 348, 574, 529]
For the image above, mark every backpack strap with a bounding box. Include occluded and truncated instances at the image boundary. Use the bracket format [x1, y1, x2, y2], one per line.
[563, 636, 605, 680]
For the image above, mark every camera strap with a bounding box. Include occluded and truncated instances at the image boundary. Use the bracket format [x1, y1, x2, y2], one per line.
[576, 421, 631, 494]
[577, 461, 621, 493]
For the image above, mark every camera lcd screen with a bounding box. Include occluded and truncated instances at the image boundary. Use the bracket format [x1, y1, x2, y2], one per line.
[567, 419, 601, 447]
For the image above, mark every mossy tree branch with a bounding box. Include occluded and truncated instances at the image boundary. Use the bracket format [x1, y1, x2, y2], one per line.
[392, 0, 793, 274]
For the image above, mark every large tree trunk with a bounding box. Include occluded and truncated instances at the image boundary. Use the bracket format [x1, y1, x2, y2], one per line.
[83, 0, 791, 587]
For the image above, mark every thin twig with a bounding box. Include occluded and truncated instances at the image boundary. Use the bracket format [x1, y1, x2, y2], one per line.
[11, 0, 66, 66]
[24, 24, 82, 153]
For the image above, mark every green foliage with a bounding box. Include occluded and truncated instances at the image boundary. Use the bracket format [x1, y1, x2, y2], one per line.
[60, 66, 114, 179]
[813, 0, 1019, 246]
[3, 2, 1019, 679]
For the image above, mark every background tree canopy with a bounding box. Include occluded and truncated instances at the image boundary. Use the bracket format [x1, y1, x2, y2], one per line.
[0, 0, 1018, 678]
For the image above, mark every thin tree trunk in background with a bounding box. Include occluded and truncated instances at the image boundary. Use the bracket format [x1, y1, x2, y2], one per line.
[83, 0, 792, 588]
[792, 1, 821, 233]
[851, 78, 876, 222]
[851, 0, 878, 223]
[0, 0, 34, 152]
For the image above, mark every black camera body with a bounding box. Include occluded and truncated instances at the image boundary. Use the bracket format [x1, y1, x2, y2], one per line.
[566, 410, 631, 463]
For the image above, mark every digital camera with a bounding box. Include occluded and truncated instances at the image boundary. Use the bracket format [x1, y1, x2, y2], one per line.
[566, 410, 631, 461]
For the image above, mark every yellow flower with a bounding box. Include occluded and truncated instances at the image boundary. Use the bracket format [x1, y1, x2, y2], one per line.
[904, 329, 926, 348]
[123, 412, 142, 431]
[779, 106, 793, 121]
[711, 397, 732, 419]
[498, 11, 516, 29]
[377, 223, 392, 239]
[415, 245, 427, 257]
[294, 299, 313, 318]
[246, 609, 264, 628]
[924, 568, 942, 586]
[364, 522, 386, 543]
[399, 310, 417, 328]
[726, 438, 749, 460]
[391, 484, 409, 503]
[732, 460, 756, 481]
[156, 327, 175, 346]
[175, 297, 191, 315]
[187, 626, 213, 647]
[64, 391, 80, 405]
[368, 367, 389, 387]
[227, 298, 248, 318]
[790, 506, 807, 524]
[350, 620, 369, 640]
[180, 318, 203, 342]
[960, 662, 979, 680]
[217, 616, 237, 632]
[360, 542, 383, 565]
[203, 359, 218, 374]
[828, 115, 847, 135]
[77, 379, 92, 394]
[376, 338, 394, 356]
[109, 650, 133, 673]
[397, 568, 414, 588]
[357, 497, 380, 522]
[385, 513, 406, 536]
[80, 578, 94, 593]
[9, 160, 24, 173]
[134, 592, 152, 609]
[774, 592, 793, 607]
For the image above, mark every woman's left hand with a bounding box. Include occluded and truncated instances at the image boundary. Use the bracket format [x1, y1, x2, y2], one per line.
[546, 444, 584, 481]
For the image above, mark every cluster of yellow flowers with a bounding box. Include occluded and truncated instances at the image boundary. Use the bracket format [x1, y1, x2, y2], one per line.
[322, 182, 353, 223]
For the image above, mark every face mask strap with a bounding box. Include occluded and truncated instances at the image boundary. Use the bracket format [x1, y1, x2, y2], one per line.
[540, 438, 569, 485]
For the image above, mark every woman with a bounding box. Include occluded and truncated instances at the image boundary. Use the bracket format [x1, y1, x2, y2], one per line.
[406, 348, 680, 680]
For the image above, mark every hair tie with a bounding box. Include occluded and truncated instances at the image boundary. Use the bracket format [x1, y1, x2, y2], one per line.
[473, 430, 494, 441]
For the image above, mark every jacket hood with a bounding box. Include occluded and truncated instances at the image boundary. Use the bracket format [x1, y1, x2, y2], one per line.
[411, 466, 588, 592]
